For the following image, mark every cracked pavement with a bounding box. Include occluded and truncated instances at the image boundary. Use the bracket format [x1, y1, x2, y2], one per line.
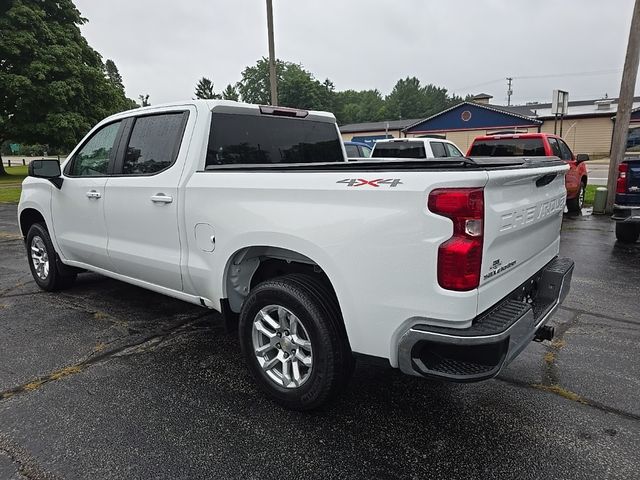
[0, 204, 639, 479]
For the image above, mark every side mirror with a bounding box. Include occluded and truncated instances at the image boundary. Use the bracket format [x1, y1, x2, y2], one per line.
[576, 153, 590, 163]
[28, 159, 63, 189]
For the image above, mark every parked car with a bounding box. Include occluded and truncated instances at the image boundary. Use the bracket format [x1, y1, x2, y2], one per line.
[467, 133, 589, 212]
[344, 141, 372, 159]
[370, 137, 464, 159]
[611, 157, 640, 243]
[19, 100, 573, 410]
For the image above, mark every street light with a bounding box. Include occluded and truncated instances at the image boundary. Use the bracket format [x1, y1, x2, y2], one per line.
[266, 0, 278, 106]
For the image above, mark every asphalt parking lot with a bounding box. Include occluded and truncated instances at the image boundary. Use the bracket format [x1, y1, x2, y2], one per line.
[0, 204, 639, 480]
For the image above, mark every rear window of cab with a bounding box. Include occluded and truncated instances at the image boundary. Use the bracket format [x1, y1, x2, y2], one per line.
[469, 138, 546, 157]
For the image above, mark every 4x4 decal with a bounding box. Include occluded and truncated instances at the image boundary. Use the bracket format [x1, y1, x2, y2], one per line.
[336, 178, 403, 188]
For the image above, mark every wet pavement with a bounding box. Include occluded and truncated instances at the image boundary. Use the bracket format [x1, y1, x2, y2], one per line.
[0, 204, 639, 480]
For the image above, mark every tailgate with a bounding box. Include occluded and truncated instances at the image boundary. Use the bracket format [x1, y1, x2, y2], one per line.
[477, 162, 568, 314]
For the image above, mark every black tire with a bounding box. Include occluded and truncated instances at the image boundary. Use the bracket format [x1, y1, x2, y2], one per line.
[26, 223, 77, 291]
[239, 274, 353, 410]
[566, 181, 586, 212]
[615, 222, 640, 243]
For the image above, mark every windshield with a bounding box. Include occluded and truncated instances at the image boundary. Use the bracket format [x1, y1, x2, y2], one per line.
[469, 138, 546, 157]
[371, 142, 426, 159]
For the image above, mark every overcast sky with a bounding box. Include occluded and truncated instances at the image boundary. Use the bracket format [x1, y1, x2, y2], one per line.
[74, 0, 640, 107]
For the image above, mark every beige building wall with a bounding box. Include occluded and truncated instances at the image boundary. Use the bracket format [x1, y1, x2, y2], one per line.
[541, 117, 613, 156]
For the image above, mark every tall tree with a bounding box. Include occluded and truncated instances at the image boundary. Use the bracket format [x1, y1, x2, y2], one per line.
[0, 0, 137, 174]
[385, 77, 456, 120]
[105, 59, 124, 91]
[334, 89, 386, 124]
[194, 77, 221, 99]
[222, 83, 239, 101]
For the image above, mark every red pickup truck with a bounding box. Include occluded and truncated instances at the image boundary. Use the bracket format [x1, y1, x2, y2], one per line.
[467, 133, 589, 212]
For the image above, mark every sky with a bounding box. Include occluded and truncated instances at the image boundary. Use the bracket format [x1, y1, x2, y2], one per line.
[74, 0, 640, 107]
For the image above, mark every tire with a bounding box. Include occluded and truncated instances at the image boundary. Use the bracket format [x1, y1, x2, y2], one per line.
[615, 222, 640, 243]
[566, 181, 586, 213]
[239, 274, 353, 410]
[26, 223, 77, 291]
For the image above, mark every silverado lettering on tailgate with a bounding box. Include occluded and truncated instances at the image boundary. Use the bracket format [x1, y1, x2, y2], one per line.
[499, 194, 565, 232]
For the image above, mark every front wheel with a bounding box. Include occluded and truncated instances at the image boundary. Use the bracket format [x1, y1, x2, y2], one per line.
[26, 223, 77, 291]
[615, 223, 640, 243]
[239, 274, 353, 410]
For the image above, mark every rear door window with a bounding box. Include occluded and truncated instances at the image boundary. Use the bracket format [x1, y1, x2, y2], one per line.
[372, 141, 426, 159]
[206, 113, 343, 166]
[430, 142, 447, 158]
[345, 144, 359, 157]
[547, 138, 562, 158]
[359, 145, 372, 158]
[121, 112, 188, 175]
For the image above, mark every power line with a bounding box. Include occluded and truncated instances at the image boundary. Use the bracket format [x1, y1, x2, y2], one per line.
[454, 69, 622, 92]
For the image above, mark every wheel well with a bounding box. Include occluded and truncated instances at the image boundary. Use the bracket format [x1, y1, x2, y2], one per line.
[19, 208, 46, 238]
[581, 176, 588, 186]
[225, 246, 337, 314]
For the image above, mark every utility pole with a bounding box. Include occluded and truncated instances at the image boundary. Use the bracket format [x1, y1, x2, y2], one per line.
[606, 0, 640, 213]
[506, 77, 513, 106]
[266, 0, 278, 106]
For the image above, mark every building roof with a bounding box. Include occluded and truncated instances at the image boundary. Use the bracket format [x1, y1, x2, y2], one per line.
[472, 93, 493, 100]
[513, 96, 640, 119]
[404, 101, 542, 132]
[339, 118, 423, 133]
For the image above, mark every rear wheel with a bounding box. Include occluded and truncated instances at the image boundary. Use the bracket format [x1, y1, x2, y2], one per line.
[615, 223, 640, 243]
[26, 223, 77, 291]
[566, 181, 586, 212]
[239, 274, 353, 410]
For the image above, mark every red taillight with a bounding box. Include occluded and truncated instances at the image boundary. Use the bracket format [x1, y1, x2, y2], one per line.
[428, 188, 484, 291]
[616, 163, 628, 194]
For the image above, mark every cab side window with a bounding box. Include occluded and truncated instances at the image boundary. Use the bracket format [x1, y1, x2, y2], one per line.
[69, 122, 121, 176]
[557, 139, 574, 161]
[430, 142, 447, 158]
[547, 138, 562, 158]
[445, 143, 463, 157]
[121, 113, 187, 175]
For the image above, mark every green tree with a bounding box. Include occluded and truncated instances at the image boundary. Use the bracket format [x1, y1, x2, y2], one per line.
[334, 89, 386, 124]
[105, 59, 124, 91]
[222, 83, 239, 101]
[0, 0, 137, 175]
[194, 77, 221, 100]
[385, 77, 456, 120]
[237, 58, 335, 111]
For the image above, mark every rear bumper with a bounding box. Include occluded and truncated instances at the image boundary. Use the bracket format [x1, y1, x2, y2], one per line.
[612, 204, 640, 223]
[397, 256, 574, 381]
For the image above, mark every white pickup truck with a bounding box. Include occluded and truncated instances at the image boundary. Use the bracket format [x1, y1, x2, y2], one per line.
[371, 137, 465, 159]
[18, 100, 574, 410]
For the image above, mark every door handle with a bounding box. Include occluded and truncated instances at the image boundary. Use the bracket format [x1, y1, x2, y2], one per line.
[86, 190, 101, 199]
[150, 194, 173, 204]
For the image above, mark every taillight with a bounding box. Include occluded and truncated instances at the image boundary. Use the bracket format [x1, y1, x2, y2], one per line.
[616, 163, 628, 194]
[428, 188, 484, 291]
